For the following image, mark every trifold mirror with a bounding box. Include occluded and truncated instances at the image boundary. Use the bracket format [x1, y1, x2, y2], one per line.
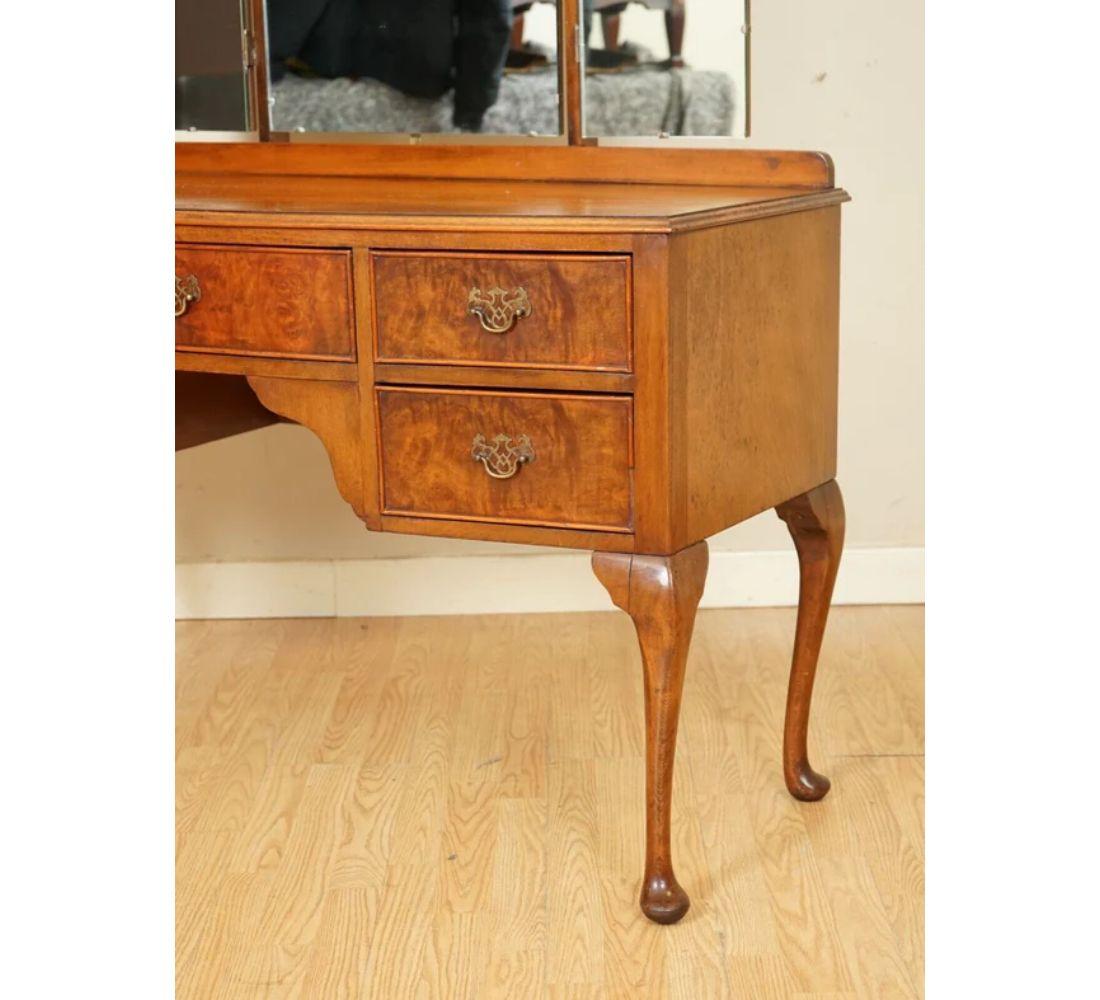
[175, 0, 749, 142]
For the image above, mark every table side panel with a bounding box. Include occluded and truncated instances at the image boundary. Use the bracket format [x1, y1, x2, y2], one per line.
[669, 206, 841, 548]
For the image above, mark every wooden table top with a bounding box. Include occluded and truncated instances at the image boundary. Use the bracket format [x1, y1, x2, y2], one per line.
[176, 172, 849, 234]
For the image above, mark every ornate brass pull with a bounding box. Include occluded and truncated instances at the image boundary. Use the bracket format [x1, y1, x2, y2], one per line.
[467, 286, 532, 334]
[175, 274, 201, 317]
[471, 433, 535, 480]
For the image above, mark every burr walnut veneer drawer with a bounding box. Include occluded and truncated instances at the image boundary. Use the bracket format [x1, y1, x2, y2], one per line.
[372, 251, 632, 371]
[174, 244, 355, 361]
[377, 387, 634, 532]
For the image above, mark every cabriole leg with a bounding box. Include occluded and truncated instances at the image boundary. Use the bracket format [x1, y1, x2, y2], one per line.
[592, 541, 708, 924]
[775, 480, 845, 802]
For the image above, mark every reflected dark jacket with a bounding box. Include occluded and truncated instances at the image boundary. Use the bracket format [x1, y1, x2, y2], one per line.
[268, 0, 512, 130]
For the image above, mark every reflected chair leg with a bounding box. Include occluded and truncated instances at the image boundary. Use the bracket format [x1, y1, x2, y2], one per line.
[665, 1, 686, 66]
[775, 480, 845, 802]
[593, 541, 708, 924]
[602, 11, 622, 50]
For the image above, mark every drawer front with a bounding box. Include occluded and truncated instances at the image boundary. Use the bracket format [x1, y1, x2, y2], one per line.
[372, 251, 632, 372]
[378, 388, 633, 532]
[175, 244, 355, 360]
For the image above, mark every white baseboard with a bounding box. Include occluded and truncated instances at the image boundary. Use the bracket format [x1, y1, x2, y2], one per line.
[176, 547, 923, 619]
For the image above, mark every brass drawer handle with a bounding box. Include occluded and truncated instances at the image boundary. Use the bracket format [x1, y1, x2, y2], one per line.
[471, 433, 535, 480]
[467, 286, 531, 334]
[175, 274, 201, 317]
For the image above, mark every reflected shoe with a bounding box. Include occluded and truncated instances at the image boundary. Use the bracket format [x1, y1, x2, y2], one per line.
[585, 47, 640, 73]
[506, 45, 552, 72]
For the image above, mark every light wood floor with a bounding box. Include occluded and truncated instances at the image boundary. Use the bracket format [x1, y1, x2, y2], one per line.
[177, 605, 923, 999]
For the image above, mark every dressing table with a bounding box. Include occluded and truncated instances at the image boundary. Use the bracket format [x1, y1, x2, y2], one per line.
[176, 0, 847, 925]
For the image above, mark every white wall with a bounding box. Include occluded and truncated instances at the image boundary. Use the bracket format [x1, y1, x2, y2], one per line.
[176, 0, 924, 615]
[747, 1, 924, 552]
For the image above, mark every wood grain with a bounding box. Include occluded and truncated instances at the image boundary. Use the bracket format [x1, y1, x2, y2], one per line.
[628, 233, 677, 552]
[176, 222, 637, 255]
[375, 512, 635, 553]
[776, 481, 846, 802]
[177, 606, 924, 998]
[176, 143, 836, 189]
[175, 172, 847, 236]
[372, 251, 632, 372]
[593, 542, 709, 924]
[376, 387, 634, 532]
[175, 350, 356, 382]
[175, 244, 355, 361]
[559, 0, 583, 144]
[246, 376, 366, 517]
[667, 206, 841, 548]
[373, 362, 634, 395]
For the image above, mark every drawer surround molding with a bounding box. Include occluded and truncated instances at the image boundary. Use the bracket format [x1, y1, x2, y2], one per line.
[370, 249, 634, 373]
[376, 386, 635, 534]
[174, 243, 356, 362]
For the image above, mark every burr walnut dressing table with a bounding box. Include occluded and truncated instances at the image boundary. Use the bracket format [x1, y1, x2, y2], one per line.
[176, 0, 846, 927]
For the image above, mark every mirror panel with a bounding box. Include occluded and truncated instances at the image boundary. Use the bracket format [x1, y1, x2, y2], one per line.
[581, 0, 750, 138]
[176, 0, 252, 131]
[262, 0, 562, 136]
[173, 0, 750, 142]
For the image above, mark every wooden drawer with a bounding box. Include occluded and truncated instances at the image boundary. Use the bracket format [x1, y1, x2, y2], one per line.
[372, 251, 631, 372]
[377, 388, 633, 532]
[175, 244, 355, 361]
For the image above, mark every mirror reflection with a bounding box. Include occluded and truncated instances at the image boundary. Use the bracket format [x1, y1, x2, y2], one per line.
[176, 0, 251, 131]
[582, 0, 748, 137]
[265, 0, 562, 135]
[175, 0, 750, 140]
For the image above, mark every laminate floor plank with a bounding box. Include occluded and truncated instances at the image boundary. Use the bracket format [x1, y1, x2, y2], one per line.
[233, 763, 358, 993]
[177, 620, 284, 755]
[300, 887, 379, 999]
[177, 605, 924, 998]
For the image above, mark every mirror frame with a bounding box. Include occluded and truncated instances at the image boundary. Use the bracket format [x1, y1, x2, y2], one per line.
[175, 0, 749, 146]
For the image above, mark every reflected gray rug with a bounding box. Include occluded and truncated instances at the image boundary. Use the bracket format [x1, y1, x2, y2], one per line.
[271, 67, 734, 137]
